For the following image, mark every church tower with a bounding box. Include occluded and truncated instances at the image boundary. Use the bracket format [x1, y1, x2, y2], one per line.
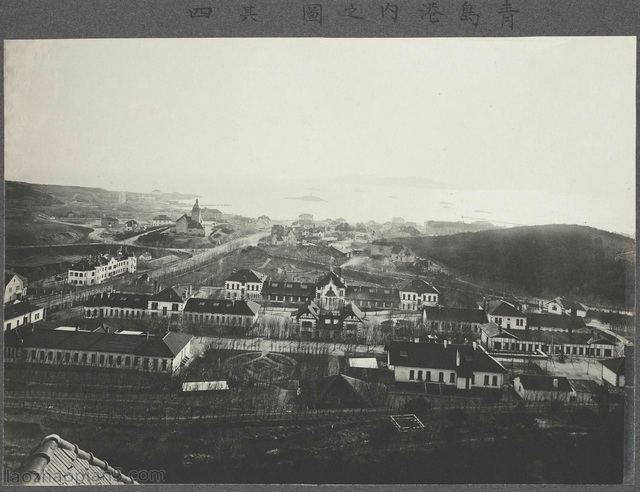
[191, 199, 202, 223]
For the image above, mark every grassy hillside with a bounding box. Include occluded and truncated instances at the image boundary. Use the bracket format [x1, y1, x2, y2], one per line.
[398, 225, 634, 307]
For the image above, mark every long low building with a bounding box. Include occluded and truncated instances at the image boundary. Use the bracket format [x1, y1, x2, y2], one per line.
[480, 322, 620, 358]
[345, 285, 400, 310]
[4, 326, 193, 374]
[183, 298, 261, 327]
[262, 280, 316, 304]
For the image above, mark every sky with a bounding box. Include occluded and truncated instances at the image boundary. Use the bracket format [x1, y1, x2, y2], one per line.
[4, 37, 636, 234]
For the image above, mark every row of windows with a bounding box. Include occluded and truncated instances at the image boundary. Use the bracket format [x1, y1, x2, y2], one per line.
[493, 341, 612, 358]
[408, 370, 499, 387]
[226, 282, 260, 291]
[26, 349, 170, 371]
[187, 313, 252, 325]
[401, 294, 437, 302]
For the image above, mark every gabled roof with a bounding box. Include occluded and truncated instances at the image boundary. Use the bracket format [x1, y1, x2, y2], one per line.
[316, 270, 346, 289]
[515, 374, 573, 393]
[527, 313, 586, 330]
[183, 298, 261, 316]
[125, 219, 138, 226]
[5, 271, 27, 287]
[423, 306, 488, 324]
[149, 287, 184, 303]
[552, 297, 587, 312]
[152, 214, 173, 221]
[294, 301, 321, 319]
[490, 301, 525, 317]
[225, 269, 266, 284]
[8, 326, 191, 358]
[309, 374, 374, 408]
[387, 341, 507, 375]
[479, 322, 520, 339]
[399, 278, 439, 295]
[17, 434, 136, 485]
[599, 357, 625, 375]
[340, 302, 365, 322]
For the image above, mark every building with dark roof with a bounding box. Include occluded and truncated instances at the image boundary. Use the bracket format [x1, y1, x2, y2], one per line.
[399, 279, 439, 310]
[487, 301, 527, 329]
[346, 285, 400, 310]
[183, 298, 261, 327]
[148, 287, 189, 319]
[5, 326, 193, 374]
[303, 374, 385, 409]
[315, 270, 347, 309]
[390, 244, 416, 263]
[513, 374, 576, 402]
[14, 434, 137, 485]
[151, 214, 173, 226]
[422, 306, 488, 335]
[175, 200, 204, 236]
[386, 340, 507, 393]
[292, 301, 367, 341]
[5, 271, 27, 303]
[262, 280, 316, 304]
[527, 313, 586, 332]
[224, 269, 267, 301]
[600, 357, 625, 388]
[83, 292, 151, 319]
[4, 300, 46, 332]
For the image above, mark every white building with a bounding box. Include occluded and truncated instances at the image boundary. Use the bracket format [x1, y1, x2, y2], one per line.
[513, 374, 576, 402]
[599, 357, 625, 388]
[5, 272, 27, 303]
[150, 215, 173, 226]
[487, 301, 527, 330]
[386, 340, 508, 393]
[399, 278, 439, 310]
[68, 253, 137, 286]
[147, 287, 189, 319]
[4, 301, 46, 332]
[545, 297, 589, 317]
[224, 269, 267, 301]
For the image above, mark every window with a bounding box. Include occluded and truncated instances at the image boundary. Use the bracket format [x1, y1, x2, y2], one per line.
[125, 356, 131, 367]
[438, 372, 444, 382]
[484, 375, 490, 385]
[56, 352, 62, 361]
[162, 359, 167, 370]
[151, 302, 158, 310]
[426, 371, 431, 381]
[91, 354, 96, 364]
[73, 353, 79, 363]
[604, 349, 612, 357]
[417, 370, 423, 381]
[47, 351, 53, 361]
[409, 370, 415, 380]
[82, 354, 87, 363]
[492, 376, 498, 386]
[450, 373, 455, 383]
[172, 303, 179, 311]
[117, 356, 122, 365]
[100, 354, 105, 365]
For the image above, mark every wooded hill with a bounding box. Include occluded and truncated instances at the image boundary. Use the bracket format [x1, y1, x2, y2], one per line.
[397, 225, 634, 307]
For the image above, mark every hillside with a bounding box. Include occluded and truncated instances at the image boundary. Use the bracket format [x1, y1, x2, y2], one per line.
[397, 225, 635, 307]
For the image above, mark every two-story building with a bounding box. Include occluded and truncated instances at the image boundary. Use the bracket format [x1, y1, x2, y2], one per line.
[5, 272, 27, 303]
[487, 301, 527, 330]
[345, 285, 400, 310]
[147, 287, 188, 319]
[422, 306, 489, 334]
[526, 313, 586, 333]
[151, 215, 173, 226]
[399, 279, 439, 310]
[262, 280, 316, 304]
[83, 292, 151, 319]
[315, 270, 347, 309]
[224, 269, 267, 300]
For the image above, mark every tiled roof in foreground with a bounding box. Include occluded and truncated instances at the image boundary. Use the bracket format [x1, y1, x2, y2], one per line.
[16, 434, 136, 485]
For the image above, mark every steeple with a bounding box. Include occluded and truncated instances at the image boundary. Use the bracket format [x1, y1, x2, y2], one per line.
[191, 199, 202, 223]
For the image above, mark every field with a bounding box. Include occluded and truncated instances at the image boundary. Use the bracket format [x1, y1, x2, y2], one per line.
[5, 219, 95, 247]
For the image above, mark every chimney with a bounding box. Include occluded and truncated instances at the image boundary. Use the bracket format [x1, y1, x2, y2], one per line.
[456, 350, 460, 366]
[472, 341, 477, 351]
[443, 339, 448, 348]
[145, 330, 150, 341]
[553, 378, 558, 389]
